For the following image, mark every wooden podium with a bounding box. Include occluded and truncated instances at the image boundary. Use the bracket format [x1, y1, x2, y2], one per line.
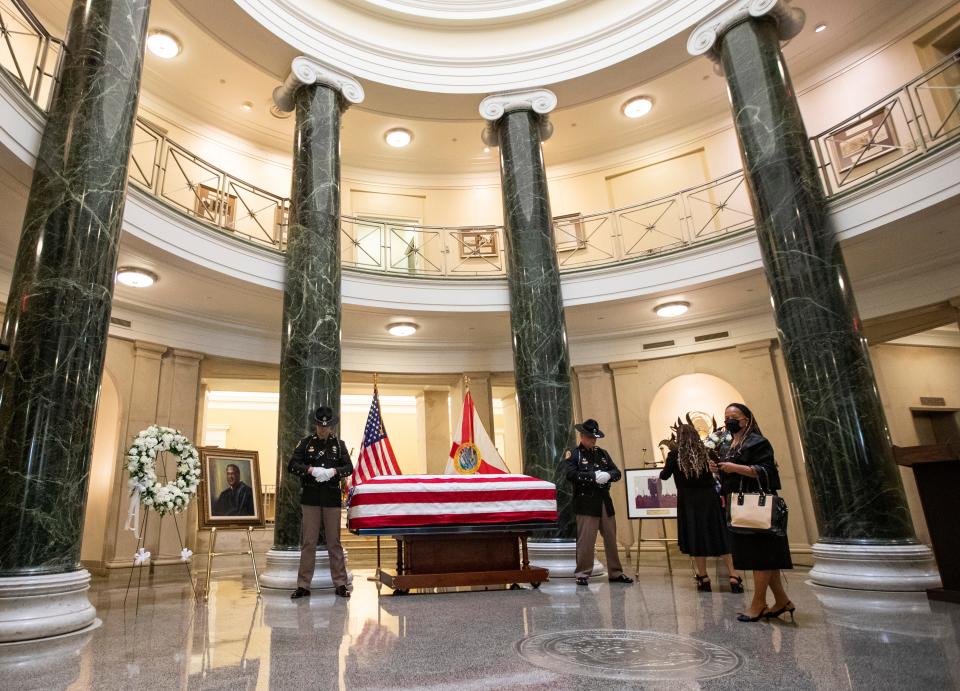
[894, 444, 960, 603]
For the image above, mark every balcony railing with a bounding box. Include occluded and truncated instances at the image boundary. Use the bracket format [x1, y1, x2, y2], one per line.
[2, 0, 959, 278]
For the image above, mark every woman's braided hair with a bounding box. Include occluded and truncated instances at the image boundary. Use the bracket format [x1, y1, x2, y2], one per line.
[676, 420, 710, 479]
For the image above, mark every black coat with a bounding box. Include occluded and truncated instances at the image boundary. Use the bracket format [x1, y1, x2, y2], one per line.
[718, 432, 781, 497]
[288, 434, 353, 507]
[562, 443, 622, 517]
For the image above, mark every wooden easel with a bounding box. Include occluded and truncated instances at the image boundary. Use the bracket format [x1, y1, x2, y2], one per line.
[202, 526, 262, 600]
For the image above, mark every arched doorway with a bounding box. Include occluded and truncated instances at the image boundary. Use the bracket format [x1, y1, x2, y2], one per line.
[648, 373, 745, 462]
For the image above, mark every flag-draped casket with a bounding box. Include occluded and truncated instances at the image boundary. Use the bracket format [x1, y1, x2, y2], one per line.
[348, 474, 558, 530]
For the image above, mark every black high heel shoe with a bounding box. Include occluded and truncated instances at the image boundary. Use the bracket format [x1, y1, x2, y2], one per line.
[765, 602, 796, 622]
[736, 606, 768, 622]
[695, 575, 711, 592]
[729, 576, 744, 593]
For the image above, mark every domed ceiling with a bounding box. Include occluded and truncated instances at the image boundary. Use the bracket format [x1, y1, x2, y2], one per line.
[227, 0, 726, 95]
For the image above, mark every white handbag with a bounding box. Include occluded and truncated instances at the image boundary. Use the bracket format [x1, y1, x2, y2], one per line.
[726, 468, 788, 536]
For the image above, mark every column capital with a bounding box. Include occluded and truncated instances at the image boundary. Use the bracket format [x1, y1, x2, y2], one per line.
[273, 56, 365, 112]
[573, 364, 608, 379]
[687, 0, 805, 62]
[736, 338, 776, 360]
[607, 360, 639, 373]
[479, 88, 556, 146]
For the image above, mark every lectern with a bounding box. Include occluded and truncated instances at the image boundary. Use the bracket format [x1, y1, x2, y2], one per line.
[894, 444, 960, 603]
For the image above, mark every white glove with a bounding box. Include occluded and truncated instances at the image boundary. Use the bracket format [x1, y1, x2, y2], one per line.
[316, 467, 336, 482]
[309, 466, 324, 479]
[595, 470, 611, 485]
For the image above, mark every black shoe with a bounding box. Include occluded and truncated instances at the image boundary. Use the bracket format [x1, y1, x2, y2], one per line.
[737, 607, 768, 622]
[729, 576, 745, 593]
[290, 587, 311, 599]
[695, 575, 712, 592]
[765, 601, 796, 622]
[576, 577, 589, 586]
[609, 574, 634, 584]
[335, 585, 350, 598]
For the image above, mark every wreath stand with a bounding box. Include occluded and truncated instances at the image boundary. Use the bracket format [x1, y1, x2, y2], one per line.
[123, 439, 200, 610]
[123, 508, 198, 610]
[202, 526, 262, 600]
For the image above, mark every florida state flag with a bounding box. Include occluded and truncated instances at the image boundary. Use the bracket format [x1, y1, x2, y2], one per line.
[445, 391, 509, 475]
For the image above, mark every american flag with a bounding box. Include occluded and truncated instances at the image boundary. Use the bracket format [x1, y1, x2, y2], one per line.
[350, 387, 402, 486]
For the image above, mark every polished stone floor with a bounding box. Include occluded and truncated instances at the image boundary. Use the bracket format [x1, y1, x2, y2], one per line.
[3, 560, 959, 690]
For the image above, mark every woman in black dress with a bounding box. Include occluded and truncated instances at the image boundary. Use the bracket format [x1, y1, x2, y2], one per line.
[660, 423, 742, 593]
[710, 403, 794, 623]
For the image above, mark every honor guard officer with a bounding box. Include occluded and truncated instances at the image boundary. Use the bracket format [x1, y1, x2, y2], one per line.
[563, 418, 634, 586]
[289, 406, 354, 599]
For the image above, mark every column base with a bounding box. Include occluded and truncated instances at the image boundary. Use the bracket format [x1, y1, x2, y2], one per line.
[0, 570, 97, 643]
[527, 541, 605, 579]
[259, 549, 353, 590]
[809, 541, 941, 592]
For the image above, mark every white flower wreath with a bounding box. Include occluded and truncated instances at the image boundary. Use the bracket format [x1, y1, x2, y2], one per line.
[125, 425, 201, 519]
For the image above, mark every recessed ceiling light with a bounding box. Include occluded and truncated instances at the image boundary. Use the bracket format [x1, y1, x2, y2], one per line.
[241, 101, 254, 111]
[654, 301, 689, 318]
[385, 128, 412, 148]
[387, 322, 418, 337]
[146, 31, 181, 59]
[483, 146, 490, 153]
[116, 267, 158, 288]
[814, 23, 827, 33]
[622, 96, 654, 119]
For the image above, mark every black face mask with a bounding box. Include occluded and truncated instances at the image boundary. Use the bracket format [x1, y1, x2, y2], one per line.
[725, 419, 742, 434]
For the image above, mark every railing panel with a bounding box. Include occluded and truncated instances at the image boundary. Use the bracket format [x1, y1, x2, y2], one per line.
[444, 226, 506, 276]
[812, 91, 921, 195]
[158, 144, 227, 226]
[128, 120, 162, 189]
[341, 217, 386, 271]
[684, 172, 754, 240]
[909, 52, 960, 146]
[618, 194, 687, 258]
[225, 178, 286, 247]
[3, 3, 959, 278]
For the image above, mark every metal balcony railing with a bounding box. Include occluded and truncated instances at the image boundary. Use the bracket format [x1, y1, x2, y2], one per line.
[2, 0, 959, 278]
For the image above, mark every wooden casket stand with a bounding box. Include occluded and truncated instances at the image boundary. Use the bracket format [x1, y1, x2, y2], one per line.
[356, 524, 551, 594]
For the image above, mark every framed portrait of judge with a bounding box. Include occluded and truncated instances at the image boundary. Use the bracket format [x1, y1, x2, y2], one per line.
[198, 448, 265, 528]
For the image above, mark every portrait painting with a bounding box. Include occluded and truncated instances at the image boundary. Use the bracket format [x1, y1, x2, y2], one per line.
[625, 468, 678, 520]
[198, 448, 265, 528]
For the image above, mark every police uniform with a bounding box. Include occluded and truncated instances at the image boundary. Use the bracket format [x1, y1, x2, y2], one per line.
[289, 406, 353, 598]
[562, 419, 632, 584]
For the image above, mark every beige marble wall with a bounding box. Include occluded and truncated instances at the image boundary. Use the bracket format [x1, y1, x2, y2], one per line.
[86, 342, 206, 571]
[418, 387, 452, 474]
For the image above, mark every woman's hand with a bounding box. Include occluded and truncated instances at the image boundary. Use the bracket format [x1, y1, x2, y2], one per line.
[718, 461, 740, 475]
[708, 459, 719, 473]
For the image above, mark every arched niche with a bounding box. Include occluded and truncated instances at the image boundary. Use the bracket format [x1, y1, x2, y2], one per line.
[648, 373, 745, 462]
[81, 371, 122, 565]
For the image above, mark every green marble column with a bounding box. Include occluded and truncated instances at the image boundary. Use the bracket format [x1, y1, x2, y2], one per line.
[0, 0, 150, 575]
[715, 18, 915, 543]
[274, 83, 344, 551]
[486, 100, 575, 540]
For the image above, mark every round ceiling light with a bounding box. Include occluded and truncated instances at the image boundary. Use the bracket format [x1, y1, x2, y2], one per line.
[387, 322, 418, 337]
[622, 96, 654, 119]
[116, 267, 158, 288]
[814, 23, 827, 33]
[654, 301, 689, 318]
[241, 101, 254, 111]
[146, 31, 181, 59]
[385, 128, 413, 148]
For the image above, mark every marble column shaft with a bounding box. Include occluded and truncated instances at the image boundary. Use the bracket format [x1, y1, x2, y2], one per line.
[0, 0, 151, 575]
[274, 84, 343, 550]
[496, 109, 575, 539]
[718, 18, 914, 542]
